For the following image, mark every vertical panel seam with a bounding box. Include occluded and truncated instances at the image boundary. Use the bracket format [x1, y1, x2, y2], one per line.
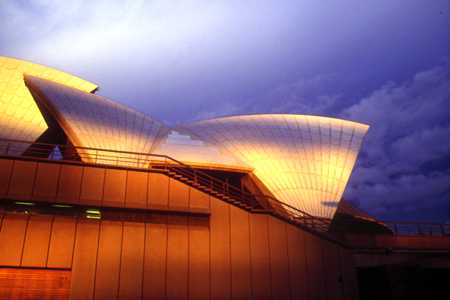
[228, 204, 232, 299]
[187, 216, 191, 300]
[167, 177, 172, 208]
[284, 223, 292, 300]
[304, 234, 310, 300]
[164, 216, 168, 300]
[208, 202, 212, 300]
[208, 204, 211, 300]
[140, 222, 147, 300]
[78, 167, 85, 204]
[248, 212, 253, 300]
[146, 172, 151, 209]
[53, 163, 63, 202]
[123, 170, 128, 208]
[0, 212, 4, 233]
[70, 217, 79, 269]
[45, 215, 55, 268]
[29, 162, 39, 198]
[116, 221, 124, 300]
[92, 220, 102, 300]
[266, 216, 273, 300]
[4, 160, 14, 196]
[19, 214, 30, 266]
[100, 168, 107, 207]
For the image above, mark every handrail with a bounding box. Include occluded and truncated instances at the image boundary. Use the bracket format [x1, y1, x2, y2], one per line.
[0, 138, 334, 233]
[2, 138, 447, 238]
[383, 221, 450, 237]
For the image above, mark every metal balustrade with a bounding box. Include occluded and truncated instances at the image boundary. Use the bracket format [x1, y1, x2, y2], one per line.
[0, 138, 331, 235]
[385, 221, 450, 237]
[1, 138, 448, 240]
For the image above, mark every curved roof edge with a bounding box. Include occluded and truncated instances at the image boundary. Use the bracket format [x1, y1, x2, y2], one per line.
[190, 113, 370, 131]
[0, 56, 99, 153]
[1, 56, 98, 92]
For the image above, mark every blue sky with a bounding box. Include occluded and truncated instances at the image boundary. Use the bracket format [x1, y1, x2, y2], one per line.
[1, 0, 449, 222]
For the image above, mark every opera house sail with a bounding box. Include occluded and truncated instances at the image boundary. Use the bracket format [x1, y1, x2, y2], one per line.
[183, 115, 369, 219]
[0, 57, 97, 154]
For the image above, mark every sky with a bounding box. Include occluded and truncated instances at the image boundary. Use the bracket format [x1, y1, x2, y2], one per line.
[1, 0, 449, 222]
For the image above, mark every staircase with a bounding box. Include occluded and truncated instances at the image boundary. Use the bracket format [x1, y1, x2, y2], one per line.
[155, 165, 257, 211]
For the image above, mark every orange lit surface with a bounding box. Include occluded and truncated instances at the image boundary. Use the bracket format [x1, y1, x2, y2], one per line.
[0, 56, 97, 151]
[185, 114, 369, 219]
[0, 267, 71, 300]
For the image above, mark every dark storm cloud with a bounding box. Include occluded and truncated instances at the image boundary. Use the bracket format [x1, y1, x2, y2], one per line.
[0, 0, 449, 221]
[342, 62, 450, 222]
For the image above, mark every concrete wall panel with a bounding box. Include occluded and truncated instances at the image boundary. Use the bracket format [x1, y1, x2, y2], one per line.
[102, 169, 126, 207]
[0, 159, 13, 197]
[142, 217, 168, 300]
[189, 188, 210, 210]
[118, 222, 145, 300]
[305, 233, 327, 300]
[33, 162, 60, 201]
[47, 216, 77, 268]
[93, 221, 122, 300]
[249, 213, 271, 300]
[148, 173, 169, 208]
[169, 178, 189, 209]
[230, 205, 251, 300]
[268, 217, 291, 300]
[323, 241, 344, 300]
[70, 220, 100, 300]
[166, 216, 189, 300]
[0, 214, 28, 266]
[21, 215, 52, 267]
[57, 165, 83, 204]
[125, 171, 148, 209]
[80, 167, 105, 206]
[7, 160, 37, 199]
[286, 225, 308, 300]
[188, 216, 210, 300]
[210, 198, 231, 300]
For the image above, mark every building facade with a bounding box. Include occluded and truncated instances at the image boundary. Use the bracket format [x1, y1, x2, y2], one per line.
[1, 57, 448, 300]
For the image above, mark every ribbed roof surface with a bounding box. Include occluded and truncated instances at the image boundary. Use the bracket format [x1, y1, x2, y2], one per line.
[25, 75, 166, 166]
[184, 114, 369, 219]
[0, 56, 97, 151]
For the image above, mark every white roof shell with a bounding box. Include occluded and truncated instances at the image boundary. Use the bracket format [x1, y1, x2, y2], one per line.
[184, 114, 369, 219]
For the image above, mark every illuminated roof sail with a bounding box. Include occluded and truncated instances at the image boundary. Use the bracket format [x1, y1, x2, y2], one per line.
[0, 56, 97, 152]
[184, 114, 369, 220]
[25, 75, 166, 166]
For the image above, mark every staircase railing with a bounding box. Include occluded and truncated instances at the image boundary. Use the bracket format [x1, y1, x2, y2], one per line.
[0, 138, 331, 234]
